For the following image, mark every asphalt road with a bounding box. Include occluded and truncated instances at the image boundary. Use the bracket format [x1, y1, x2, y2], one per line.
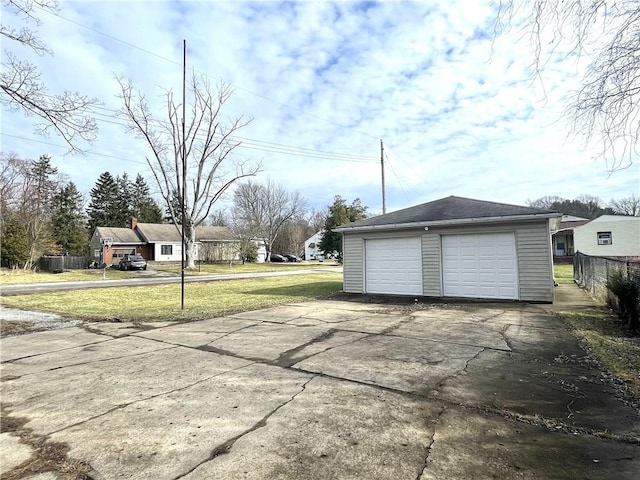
[0, 267, 343, 296]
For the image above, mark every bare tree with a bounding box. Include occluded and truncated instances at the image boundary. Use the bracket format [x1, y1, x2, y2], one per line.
[233, 180, 307, 260]
[1, 0, 98, 152]
[0, 152, 64, 269]
[610, 194, 640, 216]
[118, 75, 260, 269]
[500, 1, 640, 170]
[526, 195, 565, 209]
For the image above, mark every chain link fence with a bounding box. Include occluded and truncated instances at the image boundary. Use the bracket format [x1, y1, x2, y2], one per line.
[573, 252, 640, 318]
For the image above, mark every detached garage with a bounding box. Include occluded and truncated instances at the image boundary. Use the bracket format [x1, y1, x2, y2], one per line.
[336, 196, 561, 303]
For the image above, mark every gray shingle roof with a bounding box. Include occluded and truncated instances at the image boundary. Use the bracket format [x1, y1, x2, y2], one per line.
[337, 196, 560, 230]
[135, 223, 182, 242]
[135, 223, 234, 242]
[95, 227, 144, 244]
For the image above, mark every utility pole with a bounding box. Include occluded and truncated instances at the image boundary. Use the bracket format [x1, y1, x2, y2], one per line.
[380, 139, 386, 214]
[181, 39, 187, 309]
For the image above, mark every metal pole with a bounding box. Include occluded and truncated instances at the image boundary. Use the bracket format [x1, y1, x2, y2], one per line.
[380, 139, 386, 214]
[181, 39, 187, 309]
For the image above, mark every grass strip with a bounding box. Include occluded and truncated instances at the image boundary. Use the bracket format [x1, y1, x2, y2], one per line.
[0, 268, 135, 284]
[553, 263, 574, 285]
[0, 262, 338, 284]
[1, 273, 343, 323]
[560, 306, 640, 397]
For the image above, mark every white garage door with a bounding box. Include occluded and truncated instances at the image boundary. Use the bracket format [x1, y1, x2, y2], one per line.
[365, 237, 423, 295]
[442, 233, 519, 299]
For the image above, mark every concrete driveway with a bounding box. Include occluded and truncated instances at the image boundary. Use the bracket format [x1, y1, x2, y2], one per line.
[1, 298, 639, 479]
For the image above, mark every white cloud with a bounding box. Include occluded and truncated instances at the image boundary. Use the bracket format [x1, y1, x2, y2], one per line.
[2, 0, 638, 216]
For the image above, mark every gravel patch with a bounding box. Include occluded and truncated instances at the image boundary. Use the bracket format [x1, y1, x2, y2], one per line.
[0, 306, 82, 336]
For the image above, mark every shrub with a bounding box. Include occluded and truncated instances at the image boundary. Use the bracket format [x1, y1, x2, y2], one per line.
[606, 270, 640, 332]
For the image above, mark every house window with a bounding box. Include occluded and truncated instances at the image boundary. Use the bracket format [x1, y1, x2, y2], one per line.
[161, 245, 173, 255]
[597, 232, 612, 245]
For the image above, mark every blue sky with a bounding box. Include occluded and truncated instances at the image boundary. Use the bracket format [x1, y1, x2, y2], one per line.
[2, 0, 638, 216]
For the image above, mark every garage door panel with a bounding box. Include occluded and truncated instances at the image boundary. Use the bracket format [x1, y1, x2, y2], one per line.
[442, 233, 519, 300]
[365, 238, 422, 295]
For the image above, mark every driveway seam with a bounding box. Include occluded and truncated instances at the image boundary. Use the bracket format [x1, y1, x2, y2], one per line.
[46, 361, 258, 436]
[172, 375, 317, 479]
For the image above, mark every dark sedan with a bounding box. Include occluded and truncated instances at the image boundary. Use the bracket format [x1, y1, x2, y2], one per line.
[270, 254, 288, 263]
[119, 254, 147, 271]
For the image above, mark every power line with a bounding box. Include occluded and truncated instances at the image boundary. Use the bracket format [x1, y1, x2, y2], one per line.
[34, 3, 381, 142]
[0, 133, 147, 165]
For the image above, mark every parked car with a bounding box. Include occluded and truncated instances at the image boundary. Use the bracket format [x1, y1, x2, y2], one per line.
[284, 254, 300, 262]
[119, 254, 147, 271]
[270, 254, 288, 263]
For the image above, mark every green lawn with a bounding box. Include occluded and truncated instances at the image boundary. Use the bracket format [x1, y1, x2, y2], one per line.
[559, 307, 640, 397]
[1, 273, 344, 322]
[0, 268, 136, 284]
[152, 260, 338, 276]
[0, 261, 338, 284]
[553, 263, 574, 284]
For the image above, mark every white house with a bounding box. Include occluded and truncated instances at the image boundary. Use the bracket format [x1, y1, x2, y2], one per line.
[304, 232, 324, 260]
[573, 215, 640, 257]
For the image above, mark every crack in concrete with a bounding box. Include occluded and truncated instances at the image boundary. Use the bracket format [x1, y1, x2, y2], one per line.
[276, 329, 338, 367]
[415, 404, 447, 480]
[195, 320, 266, 344]
[379, 315, 416, 335]
[429, 347, 487, 399]
[2, 338, 113, 363]
[4, 344, 177, 378]
[48, 361, 256, 436]
[172, 375, 316, 479]
[435, 397, 640, 446]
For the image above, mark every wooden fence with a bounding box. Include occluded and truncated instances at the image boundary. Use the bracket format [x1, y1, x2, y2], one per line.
[39, 255, 91, 271]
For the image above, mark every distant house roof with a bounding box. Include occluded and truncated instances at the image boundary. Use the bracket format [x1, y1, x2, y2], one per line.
[196, 226, 235, 242]
[554, 215, 590, 234]
[135, 223, 235, 242]
[135, 223, 182, 242]
[335, 196, 560, 232]
[95, 227, 144, 244]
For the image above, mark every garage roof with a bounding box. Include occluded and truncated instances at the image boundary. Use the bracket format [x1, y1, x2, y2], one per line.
[335, 196, 561, 232]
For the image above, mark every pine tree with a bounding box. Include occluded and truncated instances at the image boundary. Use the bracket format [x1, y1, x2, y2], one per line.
[51, 182, 89, 255]
[23, 155, 58, 266]
[87, 172, 121, 233]
[115, 173, 134, 226]
[131, 174, 163, 223]
[0, 214, 30, 268]
[319, 196, 367, 259]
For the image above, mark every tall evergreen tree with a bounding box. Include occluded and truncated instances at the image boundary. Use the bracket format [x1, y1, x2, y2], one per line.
[0, 214, 30, 268]
[131, 174, 163, 223]
[23, 155, 59, 265]
[51, 182, 89, 255]
[115, 173, 134, 226]
[87, 172, 121, 232]
[319, 196, 368, 259]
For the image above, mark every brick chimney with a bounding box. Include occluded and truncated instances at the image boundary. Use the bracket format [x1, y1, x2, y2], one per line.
[131, 217, 138, 230]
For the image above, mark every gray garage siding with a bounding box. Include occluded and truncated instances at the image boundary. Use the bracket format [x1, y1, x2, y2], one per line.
[422, 234, 442, 296]
[343, 235, 364, 293]
[341, 219, 554, 302]
[515, 223, 554, 302]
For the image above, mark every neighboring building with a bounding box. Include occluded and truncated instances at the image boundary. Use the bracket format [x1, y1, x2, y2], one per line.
[134, 222, 184, 262]
[304, 232, 324, 260]
[335, 196, 562, 303]
[552, 215, 589, 259]
[91, 219, 239, 264]
[89, 226, 149, 265]
[251, 239, 267, 263]
[573, 215, 640, 258]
